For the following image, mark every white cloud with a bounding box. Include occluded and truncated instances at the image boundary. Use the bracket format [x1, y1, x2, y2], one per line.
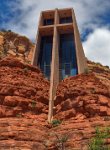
[6, 0, 110, 39]
[83, 28, 110, 67]
[3, 0, 110, 66]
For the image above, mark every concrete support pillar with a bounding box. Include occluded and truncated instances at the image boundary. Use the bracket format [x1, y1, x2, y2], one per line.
[72, 9, 87, 74]
[31, 31, 41, 65]
[31, 12, 43, 65]
[48, 10, 59, 123]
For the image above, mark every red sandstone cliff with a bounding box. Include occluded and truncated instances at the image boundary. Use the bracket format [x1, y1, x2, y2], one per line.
[0, 56, 109, 150]
[0, 31, 34, 63]
[0, 31, 110, 149]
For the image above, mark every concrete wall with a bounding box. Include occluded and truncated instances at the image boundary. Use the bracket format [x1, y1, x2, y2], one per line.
[48, 9, 59, 121]
[32, 8, 88, 121]
[31, 12, 42, 65]
[72, 9, 87, 73]
[32, 31, 41, 65]
[32, 8, 87, 74]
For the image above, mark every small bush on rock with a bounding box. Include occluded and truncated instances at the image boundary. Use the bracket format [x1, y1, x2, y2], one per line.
[51, 119, 62, 127]
[31, 100, 36, 108]
[16, 113, 22, 118]
[88, 127, 110, 150]
[23, 67, 29, 73]
[54, 133, 69, 150]
[84, 68, 89, 74]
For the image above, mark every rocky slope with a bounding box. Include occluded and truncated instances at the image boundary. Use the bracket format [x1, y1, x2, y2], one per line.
[0, 31, 34, 63]
[55, 73, 110, 120]
[0, 56, 49, 118]
[0, 56, 110, 150]
[0, 31, 110, 149]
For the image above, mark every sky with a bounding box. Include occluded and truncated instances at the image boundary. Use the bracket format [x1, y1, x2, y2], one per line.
[0, 0, 110, 67]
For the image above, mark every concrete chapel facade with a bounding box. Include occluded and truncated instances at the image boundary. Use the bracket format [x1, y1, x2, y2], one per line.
[32, 8, 87, 122]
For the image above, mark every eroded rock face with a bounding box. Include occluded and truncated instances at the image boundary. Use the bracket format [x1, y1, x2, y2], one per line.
[0, 57, 110, 150]
[54, 73, 110, 120]
[0, 31, 34, 63]
[0, 116, 110, 149]
[0, 57, 49, 118]
[0, 117, 48, 150]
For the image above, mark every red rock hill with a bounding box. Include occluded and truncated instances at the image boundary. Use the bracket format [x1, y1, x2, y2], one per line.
[0, 31, 110, 150]
[0, 57, 49, 118]
[0, 31, 34, 63]
[0, 48, 110, 149]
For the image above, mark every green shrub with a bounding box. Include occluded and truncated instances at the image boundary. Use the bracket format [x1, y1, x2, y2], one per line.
[16, 113, 22, 118]
[90, 88, 96, 94]
[23, 67, 29, 73]
[54, 133, 69, 150]
[95, 62, 102, 66]
[8, 30, 12, 32]
[44, 132, 70, 150]
[0, 50, 7, 58]
[84, 68, 89, 74]
[31, 100, 36, 108]
[51, 119, 62, 127]
[105, 66, 109, 69]
[88, 127, 110, 150]
[26, 60, 31, 64]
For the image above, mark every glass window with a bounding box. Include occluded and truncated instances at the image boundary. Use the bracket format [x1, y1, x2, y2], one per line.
[44, 19, 54, 26]
[60, 17, 72, 24]
[38, 36, 53, 79]
[59, 33, 78, 80]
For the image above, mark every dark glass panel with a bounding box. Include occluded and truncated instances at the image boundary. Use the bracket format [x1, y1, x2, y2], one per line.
[60, 17, 72, 24]
[44, 19, 54, 26]
[38, 36, 53, 79]
[59, 33, 78, 80]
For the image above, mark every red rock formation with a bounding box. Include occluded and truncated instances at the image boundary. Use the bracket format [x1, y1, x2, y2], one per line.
[54, 73, 110, 120]
[0, 57, 49, 119]
[0, 57, 110, 149]
[0, 31, 34, 63]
